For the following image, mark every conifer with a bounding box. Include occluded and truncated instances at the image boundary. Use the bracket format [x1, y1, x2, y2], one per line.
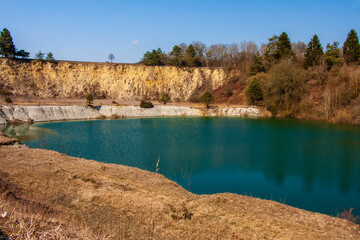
[343, 29, 360, 63]
[304, 34, 324, 69]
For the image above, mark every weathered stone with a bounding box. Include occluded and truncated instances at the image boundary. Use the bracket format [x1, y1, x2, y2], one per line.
[0, 105, 267, 124]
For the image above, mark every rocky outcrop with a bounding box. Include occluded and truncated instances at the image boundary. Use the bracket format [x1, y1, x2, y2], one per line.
[0, 59, 240, 101]
[0, 105, 266, 124]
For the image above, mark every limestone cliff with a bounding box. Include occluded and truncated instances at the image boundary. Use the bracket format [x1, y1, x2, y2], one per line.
[0, 105, 266, 124]
[0, 58, 238, 100]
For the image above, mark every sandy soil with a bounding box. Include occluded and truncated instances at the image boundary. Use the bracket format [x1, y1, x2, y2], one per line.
[0, 133, 359, 239]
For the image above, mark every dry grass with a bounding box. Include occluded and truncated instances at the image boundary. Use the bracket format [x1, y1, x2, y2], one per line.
[0, 136, 359, 239]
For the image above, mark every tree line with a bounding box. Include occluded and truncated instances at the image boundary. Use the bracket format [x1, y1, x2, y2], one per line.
[0, 28, 55, 60]
[0, 28, 29, 58]
[141, 29, 360, 71]
[242, 29, 360, 122]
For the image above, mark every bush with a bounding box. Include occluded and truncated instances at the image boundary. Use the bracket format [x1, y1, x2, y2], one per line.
[159, 93, 171, 104]
[86, 93, 94, 106]
[224, 88, 233, 97]
[5, 97, 12, 104]
[263, 61, 307, 116]
[140, 100, 154, 108]
[331, 109, 353, 124]
[200, 91, 214, 108]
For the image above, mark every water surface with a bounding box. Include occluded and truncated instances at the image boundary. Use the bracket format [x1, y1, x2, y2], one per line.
[6, 117, 360, 216]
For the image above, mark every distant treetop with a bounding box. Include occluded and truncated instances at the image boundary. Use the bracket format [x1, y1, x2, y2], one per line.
[0, 28, 29, 59]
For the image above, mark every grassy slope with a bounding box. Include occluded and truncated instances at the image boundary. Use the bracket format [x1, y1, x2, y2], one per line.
[0, 134, 359, 239]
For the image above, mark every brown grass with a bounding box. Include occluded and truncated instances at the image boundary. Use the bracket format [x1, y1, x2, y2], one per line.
[0, 135, 359, 239]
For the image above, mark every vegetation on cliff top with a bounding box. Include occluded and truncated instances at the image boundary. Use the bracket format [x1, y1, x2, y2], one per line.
[0, 28, 29, 59]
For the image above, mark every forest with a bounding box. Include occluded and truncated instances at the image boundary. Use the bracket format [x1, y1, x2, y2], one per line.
[142, 30, 360, 124]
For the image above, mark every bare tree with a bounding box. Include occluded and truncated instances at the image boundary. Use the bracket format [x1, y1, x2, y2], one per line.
[192, 41, 207, 65]
[228, 43, 240, 68]
[260, 43, 267, 56]
[108, 53, 115, 63]
[292, 41, 306, 62]
[323, 87, 332, 119]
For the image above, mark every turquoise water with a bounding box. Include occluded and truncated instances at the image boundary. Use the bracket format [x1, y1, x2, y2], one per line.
[12, 117, 360, 216]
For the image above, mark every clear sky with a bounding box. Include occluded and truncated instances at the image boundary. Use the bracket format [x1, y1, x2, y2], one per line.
[1, 0, 359, 63]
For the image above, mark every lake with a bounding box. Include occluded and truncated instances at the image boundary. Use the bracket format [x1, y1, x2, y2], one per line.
[3, 117, 360, 217]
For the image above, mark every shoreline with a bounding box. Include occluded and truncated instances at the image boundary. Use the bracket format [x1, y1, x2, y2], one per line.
[0, 104, 269, 125]
[0, 133, 359, 239]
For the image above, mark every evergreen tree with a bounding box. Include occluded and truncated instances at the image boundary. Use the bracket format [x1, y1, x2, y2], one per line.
[249, 52, 265, 75]
[15, 49, 30, 58]
[325, 41, 343, 69]
[247, 77, 263, 104]
[169, 45, 183, 67]
[200, 91, 214, 108]
[265, 35, 279, 62]
[46, 52, 55, 61]
[265, 32, 293, 64]
[35, 50, 45, 60]
[343, 29, 360, 63]
[277, 32, 294, 59]
[141, 48, 163, 66]
[86, 93, 94, 106]
[184, 44, 200, 67]
[159, 93, 171, 104]
[0, 28, 16, 58]
[304, 34, 324, 69]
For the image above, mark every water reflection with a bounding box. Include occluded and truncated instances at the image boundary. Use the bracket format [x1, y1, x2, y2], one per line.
[3, 118, 360, 216]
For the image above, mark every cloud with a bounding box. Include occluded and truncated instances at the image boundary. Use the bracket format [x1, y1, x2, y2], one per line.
[131, 40, 139, 45]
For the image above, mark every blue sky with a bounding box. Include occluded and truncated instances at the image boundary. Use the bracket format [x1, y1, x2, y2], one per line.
[1, 0, 359, 63]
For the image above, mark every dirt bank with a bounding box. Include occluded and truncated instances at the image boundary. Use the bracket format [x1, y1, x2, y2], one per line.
[0, 133, 359, 239]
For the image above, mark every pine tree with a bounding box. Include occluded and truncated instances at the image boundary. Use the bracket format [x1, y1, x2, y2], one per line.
[277, 32, 294, 59]
[35, 50, 45, 60]
[86, 93, 94, 106]
[325, 41, 343, 69]
[343, 29, 360, 64]
[247, 77, 263, 104]
[265, 32, 293, 64]
[185, 44, 197, 67]
[15, 49, 30, 58]
[169, 45, 183, 67]
[46, 52, 55, 61]
[141, 48, 163, 66]
[249, 52, 265, 75]
[265, 35, 279, 62]
[304, 34, 324, 69]
[0, 28, 16, 58]
[200, 91, 214, 108]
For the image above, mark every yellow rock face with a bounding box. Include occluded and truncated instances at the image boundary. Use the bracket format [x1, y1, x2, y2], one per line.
[0, 59, 237, 100]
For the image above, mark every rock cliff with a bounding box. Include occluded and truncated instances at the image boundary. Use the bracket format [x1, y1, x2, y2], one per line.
[0, 105, 266, 124]
[0, 58, 239, 100]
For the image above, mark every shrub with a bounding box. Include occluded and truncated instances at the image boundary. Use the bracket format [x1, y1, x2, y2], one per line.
[337, 208, 359, 224]
[86, 93, 94, 106]
[5, 97, 12, 104]
[159, 93, 171, 104]
[140, 100, 154, 108]
[331, 109, 353, 124]
[189, 92, 200, 103]
[263, 61, 306, 116]
[200, 91, 214, 108]
[224, 88, 233, 97]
